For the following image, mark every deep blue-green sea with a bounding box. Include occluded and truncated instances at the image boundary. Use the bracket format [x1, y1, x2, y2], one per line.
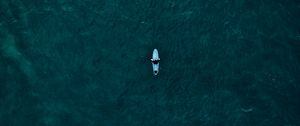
[1, 0, 300, 125]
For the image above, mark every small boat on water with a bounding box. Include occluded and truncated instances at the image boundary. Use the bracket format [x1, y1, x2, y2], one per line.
[151, 49, 160, 75]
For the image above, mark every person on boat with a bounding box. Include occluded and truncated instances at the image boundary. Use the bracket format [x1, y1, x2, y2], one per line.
[151, 58, 160, 64]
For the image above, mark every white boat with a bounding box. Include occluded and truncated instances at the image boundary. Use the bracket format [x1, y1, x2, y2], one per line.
[151, 49, 160, 75]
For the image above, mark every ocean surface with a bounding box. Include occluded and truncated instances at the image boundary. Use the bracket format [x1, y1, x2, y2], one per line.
[1, 0, 300, 125]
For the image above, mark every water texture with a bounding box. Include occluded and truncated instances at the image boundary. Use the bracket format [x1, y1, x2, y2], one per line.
[1, 0, 300, 125]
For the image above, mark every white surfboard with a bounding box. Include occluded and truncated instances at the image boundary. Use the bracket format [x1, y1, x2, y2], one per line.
[151, 49, 160, 75]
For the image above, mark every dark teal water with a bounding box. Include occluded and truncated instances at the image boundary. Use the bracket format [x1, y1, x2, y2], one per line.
[1, 0, 300, 125]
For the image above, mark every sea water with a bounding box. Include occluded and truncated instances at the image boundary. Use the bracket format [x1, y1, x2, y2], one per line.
[0, 0, 300, 125]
